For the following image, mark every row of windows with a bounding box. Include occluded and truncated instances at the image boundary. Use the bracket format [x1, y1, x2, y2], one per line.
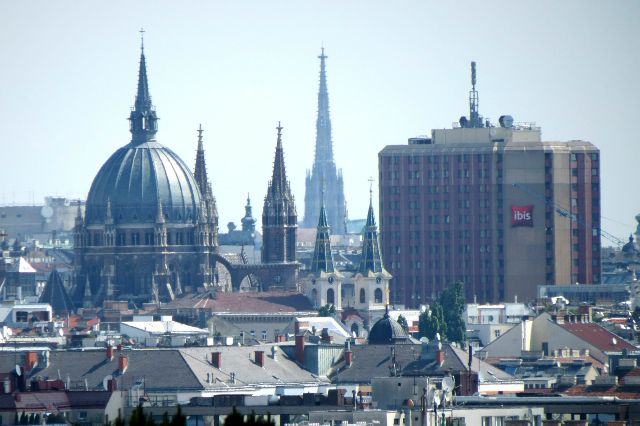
[392, 169, 502, 180]
[389, 153, 503, 164]
[107, 231, 196, 246]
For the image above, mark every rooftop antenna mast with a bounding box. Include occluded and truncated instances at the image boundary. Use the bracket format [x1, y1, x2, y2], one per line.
[469, 61, 482, 128]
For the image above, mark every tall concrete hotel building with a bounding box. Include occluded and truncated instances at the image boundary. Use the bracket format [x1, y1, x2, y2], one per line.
[379, 63, 600, 307]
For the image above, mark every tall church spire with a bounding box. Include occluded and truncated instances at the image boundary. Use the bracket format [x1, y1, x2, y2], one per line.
[270, 122, 289, 197]
[129, 29, 158, 144]
[303, 48, 347, 230]
[359, 183, 386, 275]
[262, 123, 297, 264]
[310, 193, 335, 274]
[315, 47, 333, 165]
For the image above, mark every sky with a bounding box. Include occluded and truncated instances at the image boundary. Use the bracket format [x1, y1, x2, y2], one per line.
[0, 1, 638, 244]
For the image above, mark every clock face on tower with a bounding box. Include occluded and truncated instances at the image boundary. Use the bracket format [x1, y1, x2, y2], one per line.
[376, 276, 382, 284]
[328, 276, 334, 284]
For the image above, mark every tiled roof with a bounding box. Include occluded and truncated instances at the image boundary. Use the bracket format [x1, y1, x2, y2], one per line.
[1, 349, 203, 392]
[563, 384, 640, 399]
[179, 345, 327, 390]
[561, 323, 637, 352]
[332, 342, 513, 384]
[162, 291, 314, 313]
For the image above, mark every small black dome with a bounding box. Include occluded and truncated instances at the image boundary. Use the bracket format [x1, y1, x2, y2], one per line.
[85, 141, 201, 225]
[368, 309, 410, 344]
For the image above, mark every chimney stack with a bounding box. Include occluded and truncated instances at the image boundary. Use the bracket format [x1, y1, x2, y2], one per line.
[295, 335, 305, 365]
[118, 354, 128, 374]
[211, 352, 221, 369]
[436, 349, 445, 365]
[107, 378, 118, 391]
[25, 352, 38, 372]
[345, 351, 353, 367]
[255, 351, 265, 367]
[106, 346, 115, 360]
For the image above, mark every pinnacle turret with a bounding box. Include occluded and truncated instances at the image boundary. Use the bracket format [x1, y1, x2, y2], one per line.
[194, 124, 210, 197]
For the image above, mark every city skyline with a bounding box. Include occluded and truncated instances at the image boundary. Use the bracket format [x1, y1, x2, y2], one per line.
[0, 1, 638, 243]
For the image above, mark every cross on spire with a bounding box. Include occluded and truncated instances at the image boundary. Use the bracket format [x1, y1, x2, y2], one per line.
[139, 27, 145, 50]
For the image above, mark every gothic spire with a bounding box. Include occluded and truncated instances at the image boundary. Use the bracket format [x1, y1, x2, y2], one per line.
[359, 183, 385, 275]
[129, 29, 158, 144]
[269, 122, 289, 197]
[311, 193, 335, 274]
[315, 47, 334, 166]
[194, 124, 210, 197]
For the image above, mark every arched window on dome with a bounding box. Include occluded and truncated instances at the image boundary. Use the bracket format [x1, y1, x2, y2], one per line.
[359, 288, 366, 304]
[375, 288, 383, 303]
[327, 288, 335, 305]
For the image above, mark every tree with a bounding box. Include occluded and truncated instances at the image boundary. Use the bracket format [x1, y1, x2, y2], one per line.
[439, 281, 466, 345]
[397, 314, 409, 333]
[318, 304, 336, 317]
[223, 407, 274, 426]
[170, 406, 186, 426]
[418, 301, 446, 340]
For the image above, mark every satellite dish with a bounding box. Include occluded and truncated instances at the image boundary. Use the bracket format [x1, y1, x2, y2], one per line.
[102, 375, 113, 390]
[40, 206, 54, 219]
[612, 337, 617, 346]
[442, 376, 455, 393]
[15, 365, 21, 376]
[58, 328, 64, 337]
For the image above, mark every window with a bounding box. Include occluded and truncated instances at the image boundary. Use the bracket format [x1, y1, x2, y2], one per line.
[327, 288, 335, 305]
[131, 232, 140, 246]
[116, 232, 126, 246]
[145, 232, 155, 245]
[360, 288, 366, 303]
[374, 288, 383, 303]
[590, 153, 599, 161]
[591, 168, 598, 176]
[262, 331, 267, 340]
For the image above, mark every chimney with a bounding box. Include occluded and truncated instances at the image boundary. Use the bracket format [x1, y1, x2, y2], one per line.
[25, 352, 38, 372]
[321, 328, 332, 343]
[211, 352, 222, 369]
[116, 344, 123, 351]
[295, 335, 305, 365]
[436, 350, 445, 365]
[255, 351, 265, 367]
[345, 351, 353, 367]
[107, 378, 118, 391]
[118, 354, 128, 374]
[106, 346, 115, 360]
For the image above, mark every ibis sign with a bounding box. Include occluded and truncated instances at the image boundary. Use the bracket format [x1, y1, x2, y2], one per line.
[511, 205, 534, 227]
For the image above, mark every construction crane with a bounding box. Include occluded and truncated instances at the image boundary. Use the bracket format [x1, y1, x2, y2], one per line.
[511, 183, 625, 247]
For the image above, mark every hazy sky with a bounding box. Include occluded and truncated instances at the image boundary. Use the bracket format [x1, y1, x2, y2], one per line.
[0, 1, 638, 244]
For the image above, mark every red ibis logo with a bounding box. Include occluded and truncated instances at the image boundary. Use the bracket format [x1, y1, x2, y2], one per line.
[511, 205, 533, 227]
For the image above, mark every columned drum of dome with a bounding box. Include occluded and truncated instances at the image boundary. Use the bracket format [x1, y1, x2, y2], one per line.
[73, 42, 219, 307]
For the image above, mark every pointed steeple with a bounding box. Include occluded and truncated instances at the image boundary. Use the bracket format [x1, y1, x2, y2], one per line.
[359, 183, 386, 275]
[262, 122, 298, 263]
[302, 48, 347, 230]
[311, 193, 335, 274]
[315, 47, 334, 165]
[194, 124, 210, 197]
[241, 193, 256, 233]
[270, 122, 289, 197]
[129, 29, 158, 144]
[39, 269, 75, 314]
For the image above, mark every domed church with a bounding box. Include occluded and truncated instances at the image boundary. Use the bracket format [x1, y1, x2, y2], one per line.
[72, 42, 220, 307]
